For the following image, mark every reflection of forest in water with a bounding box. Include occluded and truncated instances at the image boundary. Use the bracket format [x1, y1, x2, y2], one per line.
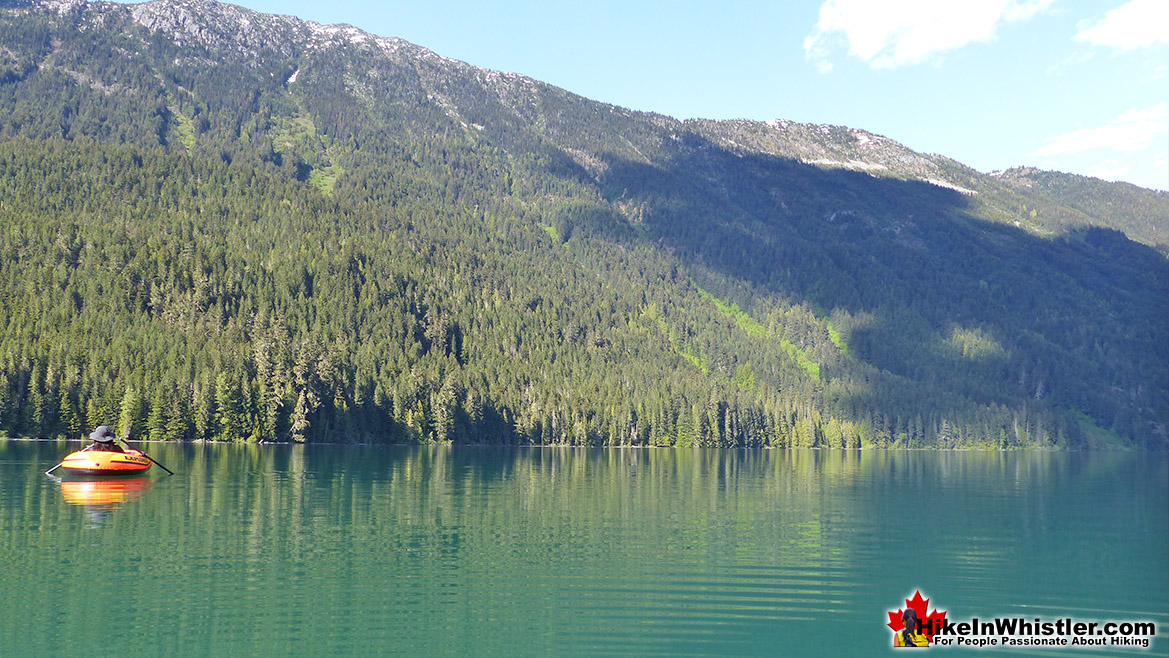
[1, 441, 1165, 657]
[3, 442, 1165, 566]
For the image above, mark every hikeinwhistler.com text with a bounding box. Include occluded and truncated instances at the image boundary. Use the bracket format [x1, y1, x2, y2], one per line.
[920, 617, 1157, 649]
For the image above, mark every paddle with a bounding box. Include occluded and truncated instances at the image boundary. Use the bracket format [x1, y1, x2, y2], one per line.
[45, 443, 94, 476]
[120, 437, 175, 475]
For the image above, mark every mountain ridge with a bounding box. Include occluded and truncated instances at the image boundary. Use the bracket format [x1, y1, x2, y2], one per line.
[12, 0, 1163, 213]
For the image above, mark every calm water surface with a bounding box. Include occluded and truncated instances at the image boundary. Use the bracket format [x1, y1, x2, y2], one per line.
[1, 442, 1165, 656]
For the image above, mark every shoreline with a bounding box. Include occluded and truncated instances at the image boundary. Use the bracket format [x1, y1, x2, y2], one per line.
[0, 436, 1146, 452]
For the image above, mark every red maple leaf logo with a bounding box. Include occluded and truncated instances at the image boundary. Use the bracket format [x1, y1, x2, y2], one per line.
[888, 590, 947, 642]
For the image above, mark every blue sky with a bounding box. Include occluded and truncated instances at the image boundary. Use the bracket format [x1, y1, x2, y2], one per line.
[155, 0, 1168, 190]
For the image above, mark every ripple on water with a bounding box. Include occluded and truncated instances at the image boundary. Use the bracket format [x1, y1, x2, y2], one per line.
[0, 445, 1164, 657]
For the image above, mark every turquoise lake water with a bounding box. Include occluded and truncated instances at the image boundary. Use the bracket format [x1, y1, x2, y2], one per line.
[1, 441, 1166, 656]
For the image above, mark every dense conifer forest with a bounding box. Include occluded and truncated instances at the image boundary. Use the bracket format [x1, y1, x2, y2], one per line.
[0, 0, 1165, 448]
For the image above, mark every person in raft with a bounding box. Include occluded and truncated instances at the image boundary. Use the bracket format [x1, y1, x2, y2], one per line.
[895, 607, 929, 647]
[88, 426, 124, 453]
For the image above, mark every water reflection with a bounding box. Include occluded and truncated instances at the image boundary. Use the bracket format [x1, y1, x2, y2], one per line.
[58, 476, 152, 507]
[53, 475, 152, 529]
[0, 442, 1165, 656]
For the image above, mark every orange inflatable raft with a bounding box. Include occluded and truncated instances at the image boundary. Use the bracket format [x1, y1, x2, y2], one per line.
[58, 449, 152, 476]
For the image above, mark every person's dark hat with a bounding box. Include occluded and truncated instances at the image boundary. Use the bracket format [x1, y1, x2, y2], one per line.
[89, 425, 115, 443]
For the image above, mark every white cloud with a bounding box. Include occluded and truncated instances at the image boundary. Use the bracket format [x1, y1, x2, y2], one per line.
[1045, 50, 1094, 76]
[1074, 0, 1169, 50]
[804, 0, 1054, 71]
[1033, 104, 1168, 156]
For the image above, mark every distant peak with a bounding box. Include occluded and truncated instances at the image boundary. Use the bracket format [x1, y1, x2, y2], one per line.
[122, 0, 478, 72]
[16, 0, 85, 13]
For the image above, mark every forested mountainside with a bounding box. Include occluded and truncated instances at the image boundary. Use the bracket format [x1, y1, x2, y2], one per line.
[991, 166, 1169, 249]
[0, 0, 1165, 448]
